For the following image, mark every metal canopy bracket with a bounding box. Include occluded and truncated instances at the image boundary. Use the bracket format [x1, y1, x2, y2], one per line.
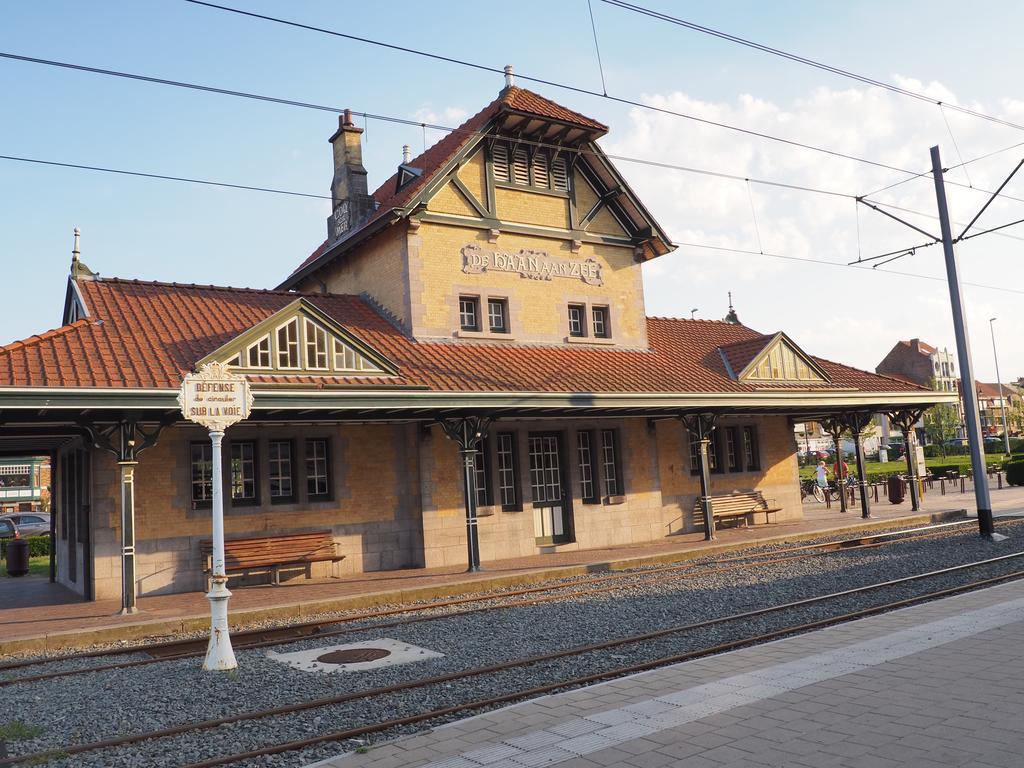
[680, 413, 717, 541]
[437, 415, 493, 572]
[840, 412, 874, 519]
[78, 414, 175, 615]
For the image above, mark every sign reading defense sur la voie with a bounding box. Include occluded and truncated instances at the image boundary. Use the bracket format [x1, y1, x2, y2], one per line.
[178, 360, 252, 671]
[178, 361, 253, 431]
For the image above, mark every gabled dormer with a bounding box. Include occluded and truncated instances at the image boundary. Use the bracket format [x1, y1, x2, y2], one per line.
[197, 298, 397, 378]
[720, 332, 830, 384]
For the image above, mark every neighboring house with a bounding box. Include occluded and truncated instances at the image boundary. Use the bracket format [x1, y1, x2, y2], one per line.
[0, 456, 50, 515]
[0, 77, 951, 605]
[976, 382, 1021, 437]
[876, 338, 965, 441]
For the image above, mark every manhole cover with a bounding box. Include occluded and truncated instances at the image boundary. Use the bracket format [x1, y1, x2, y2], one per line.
[317, 647, 392, 665]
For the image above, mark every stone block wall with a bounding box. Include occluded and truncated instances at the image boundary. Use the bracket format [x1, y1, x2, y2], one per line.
[89, 422, 423, 599]
[655, 415, 802, 534]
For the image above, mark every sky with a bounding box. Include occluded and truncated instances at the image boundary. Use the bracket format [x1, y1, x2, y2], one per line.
[3, 0, 1024, 381]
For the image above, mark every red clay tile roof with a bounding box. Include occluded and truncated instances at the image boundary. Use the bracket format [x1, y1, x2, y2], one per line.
[290, 87, 607, 279]
[0, 279, 930, 397]
[717, 334, 773, 377]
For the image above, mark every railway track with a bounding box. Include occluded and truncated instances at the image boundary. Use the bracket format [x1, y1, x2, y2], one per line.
[0, 520, 970, 688]
[3, 544, 1021, 768]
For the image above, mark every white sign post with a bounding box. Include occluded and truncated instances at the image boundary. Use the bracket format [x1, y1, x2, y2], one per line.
[178, 361, 253, 671]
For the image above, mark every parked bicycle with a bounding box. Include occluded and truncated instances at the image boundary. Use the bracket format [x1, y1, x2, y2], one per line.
[800, 475, 857, 504]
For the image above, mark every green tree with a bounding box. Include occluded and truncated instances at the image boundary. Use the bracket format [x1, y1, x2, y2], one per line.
[923, 403, 960, 457]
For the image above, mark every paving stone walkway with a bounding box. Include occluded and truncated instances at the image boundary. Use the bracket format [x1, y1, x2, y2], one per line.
[310, 575, 1024, 768]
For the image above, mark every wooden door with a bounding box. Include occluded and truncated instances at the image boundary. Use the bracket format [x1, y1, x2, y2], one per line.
[528, 434, 571, 544]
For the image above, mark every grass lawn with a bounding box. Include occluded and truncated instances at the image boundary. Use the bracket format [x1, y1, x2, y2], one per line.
[0, 555, 49, 578]
[799, 454, 1010, 480]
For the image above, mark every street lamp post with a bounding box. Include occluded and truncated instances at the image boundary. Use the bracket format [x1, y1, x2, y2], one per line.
[990, 317, 1011, 454]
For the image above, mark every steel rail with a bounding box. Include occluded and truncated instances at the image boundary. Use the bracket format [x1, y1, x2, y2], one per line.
[0, 522, 967, 686]
[3, 546, 1021, 768]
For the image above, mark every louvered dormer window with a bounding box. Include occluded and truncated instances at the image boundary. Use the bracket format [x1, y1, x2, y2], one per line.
[490, 140, 569, 193]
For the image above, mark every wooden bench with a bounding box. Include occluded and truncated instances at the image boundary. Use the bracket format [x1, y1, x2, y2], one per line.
[199, 530, 344, 586]
[693, 491, 781, 528]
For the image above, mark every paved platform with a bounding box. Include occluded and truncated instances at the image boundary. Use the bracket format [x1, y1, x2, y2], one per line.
[311, 572, 1024, 768]
[2, 482, 1014, 655]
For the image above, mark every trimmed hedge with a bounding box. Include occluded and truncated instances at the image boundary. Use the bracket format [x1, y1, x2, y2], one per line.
[1006, 458, 1024, 486]
[0, 536, 50, 558]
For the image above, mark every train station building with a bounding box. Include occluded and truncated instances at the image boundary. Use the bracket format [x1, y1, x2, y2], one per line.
[0, 76, 952, 607]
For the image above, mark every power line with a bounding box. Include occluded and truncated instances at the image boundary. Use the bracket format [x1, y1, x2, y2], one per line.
[676, 241, 1024, 295]
[603, 0, 1024, 135]
[0, 50, 857, 202]
[0, 154, 332, 200]
[6, 47, 1022, 213]
[180, 0, 930, 180]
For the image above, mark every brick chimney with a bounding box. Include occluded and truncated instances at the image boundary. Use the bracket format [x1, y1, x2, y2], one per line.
[327, 109, 375, 240]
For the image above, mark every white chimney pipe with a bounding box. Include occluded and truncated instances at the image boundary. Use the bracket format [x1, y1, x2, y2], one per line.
[402, 145, 412, 164]
[504, 65, 515, 88]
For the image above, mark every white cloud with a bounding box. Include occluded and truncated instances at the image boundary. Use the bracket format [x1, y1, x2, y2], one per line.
[610, 81, 1024, 380]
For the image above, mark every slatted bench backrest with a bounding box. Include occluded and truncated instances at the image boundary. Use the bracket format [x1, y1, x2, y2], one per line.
[199, 531, 336, 569]
[693, 491, 769, 517]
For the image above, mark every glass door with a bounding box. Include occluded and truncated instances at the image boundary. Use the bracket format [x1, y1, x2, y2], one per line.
[528, 434, 571, 544]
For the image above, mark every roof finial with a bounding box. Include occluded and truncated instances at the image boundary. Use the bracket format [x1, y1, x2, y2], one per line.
[402, 144, 412, 164]
[70, 226, 96, 280]
[504, 64, 515, 89]
[724, 291, 740, 324]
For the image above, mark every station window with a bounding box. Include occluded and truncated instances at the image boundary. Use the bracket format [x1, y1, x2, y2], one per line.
[689, 430, 723, 475]
[487, 299, 509, 334]
[230, 442, 258, 505]
[247, 335, 271, 368]
[743, 426, 761, 471]
[568, 304, 586, 337]
[592, 306, 611, 339]
[305, 439, 331, 501]
[600, 429, 622, 498]
[496, 432, 519, 510]
[268, 440, 294, 503]
[190, 442, 213, 509]
[276, 318, 300, 369]
[473, 438, 491, 507]
[725, 427, 741, 472]
[577, 430, 598, 504]
[304, 319, 329, 370]
[459, 296, 480, 332]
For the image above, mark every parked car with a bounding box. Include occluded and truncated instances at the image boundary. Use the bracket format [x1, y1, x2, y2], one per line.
[0, 513, 48, 536]
[0, 517, 18, 539]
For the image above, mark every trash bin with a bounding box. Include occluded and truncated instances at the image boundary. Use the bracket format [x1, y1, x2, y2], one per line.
[5, 537, 29, 577]
[887, 475, 906, 505]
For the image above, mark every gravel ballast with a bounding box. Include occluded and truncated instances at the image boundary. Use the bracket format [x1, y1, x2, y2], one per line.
[3, 518, 1023, 768]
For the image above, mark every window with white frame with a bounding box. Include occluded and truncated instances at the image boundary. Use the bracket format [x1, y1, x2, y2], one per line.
[304, 319, 329, 370]
[305, 439, 331, 500]
[496, 432, 518, 509]
[600, 429, 622, 497]
[473, 439, 491, 507]
[190, 442, 213, 508]
[487, 298, 508, 333]
[268, 440, 294, 502]
[568, 304, 586, 337]
[592, 306, 610, 339]
[577, 430, 598, 504]
[276, 318, 300, 368]
[460, 296, 480, 332]
[230, 441, 258, 504]
[247, 335, 271, 368]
